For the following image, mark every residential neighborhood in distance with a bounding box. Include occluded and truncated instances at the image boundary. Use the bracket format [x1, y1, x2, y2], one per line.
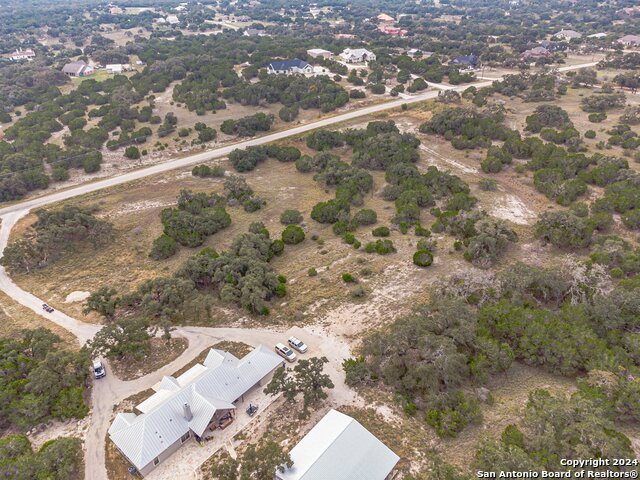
[0, 0, 640, 479]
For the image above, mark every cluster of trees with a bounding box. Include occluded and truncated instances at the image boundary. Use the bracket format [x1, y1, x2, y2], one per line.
[0, 329, 89, 432]
[580, 93, 626, 113]
[350, 253, 640, 438]
[592, 174, 640, 231]
[344, 298, 510, 437]
[176, 224, 287, 314]
[475, 389, 635, 473]
[220, 112, 274, 137]
[222, 74, 349, 114]
[490, 73, 558, 103]
[435, 210, 518, 268]
[229, 144, 301, 172]
[0, 435, 83, 480]
[192, 164, 225, 178]
[223, 175, 266, 213]
[420, 106, 517, 151]
[151, 189, 231, 258]
[1, 206, 113, 272]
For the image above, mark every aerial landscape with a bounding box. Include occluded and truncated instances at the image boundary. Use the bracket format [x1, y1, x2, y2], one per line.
[1, 0, 640, 479]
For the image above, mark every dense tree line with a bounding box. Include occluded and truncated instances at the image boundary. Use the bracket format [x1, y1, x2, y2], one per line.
[0, 329, 89, 432]
[0, 435, 83, 480]
[1, 206, 113, 272]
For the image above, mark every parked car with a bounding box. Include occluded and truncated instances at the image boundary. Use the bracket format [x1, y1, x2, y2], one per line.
[275, 343, 297, 362]
[42, 303, 54, 313]
[93, 360, 106, 379]
[288, 336, 308, 353]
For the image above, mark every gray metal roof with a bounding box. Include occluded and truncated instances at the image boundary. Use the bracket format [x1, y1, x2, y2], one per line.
[109, 345, 282, 470]
[277, 409, 400, 480]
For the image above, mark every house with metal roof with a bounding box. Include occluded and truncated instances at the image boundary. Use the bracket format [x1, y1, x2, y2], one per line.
[108, 345, 283, 476]
[619, 35, 640, 47]
[339, 48, 376, 63]
[267, 58, 313, 75]
[62, 61, 95, 77]
[276, 409, 400, 480]
[555, 29, 582, 40]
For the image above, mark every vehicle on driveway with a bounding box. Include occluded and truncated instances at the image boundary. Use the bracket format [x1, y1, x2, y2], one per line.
[275, 343, 297, 362]
[42, 303, 54, 313]
[288, 336, 308, 353]
[93, 360, 106, 379]
[246, 404, 258, 416]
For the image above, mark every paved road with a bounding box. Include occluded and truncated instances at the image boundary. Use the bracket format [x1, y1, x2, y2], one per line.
[0, 60, 599, 480]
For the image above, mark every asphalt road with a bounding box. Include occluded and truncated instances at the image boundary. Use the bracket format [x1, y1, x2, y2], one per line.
[0, 60, 598, 480]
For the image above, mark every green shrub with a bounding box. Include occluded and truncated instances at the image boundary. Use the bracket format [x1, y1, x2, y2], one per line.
[270, 239, 285, 256]
[280, 209, 303, 225]
[413, 250, 434, 267]
[281, 225, 305, 244]
[585, 130, 596, 139]
[308, 267, 318, 277]
[124, 146, 140, 159]
[342, 272, 356, 283]
[364, 239, 396, 255]
[415, 224, 431, 237]
[372, 226, 390, 237]
[150, 234, 178, 260]
[352, 209, 377, 226]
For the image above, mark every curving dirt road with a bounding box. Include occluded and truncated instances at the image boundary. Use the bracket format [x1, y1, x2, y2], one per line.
[0, 61, 599, 480]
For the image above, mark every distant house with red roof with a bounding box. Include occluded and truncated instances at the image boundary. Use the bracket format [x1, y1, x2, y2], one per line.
[379, 25, 407, 37]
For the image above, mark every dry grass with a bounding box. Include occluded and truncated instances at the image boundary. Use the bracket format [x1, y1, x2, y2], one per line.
[109, 337, 188, 381]
[0, 290, 77, 347]
[106, 436, 141, 479]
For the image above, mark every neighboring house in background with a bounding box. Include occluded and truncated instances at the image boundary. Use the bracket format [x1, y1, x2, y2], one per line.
[62, 61, 94, 77]
[307, 48, 333, 59]
[555, 29, 582, 40]
[588, 32, 608, 39]
[340, 48, 376, 63]
[7, 49, 35, 61]
[275, 409, 400, 480]
[449, 54, 479, 69]
[105, 63, 131, 74]
[619, 6, 640, 17]
[109, 345, 283, 477]
[379, 25, 407, 36]
[522, 46, 551, 59]
[243, 28, 268, 37]
[406, 48, 433, 58]
[166, 15, 180, 24]
[267, 58, 313, 74]
[109, 6, 123, 14]
[377, 13, 394, 23]
[618, 35, 640, 47]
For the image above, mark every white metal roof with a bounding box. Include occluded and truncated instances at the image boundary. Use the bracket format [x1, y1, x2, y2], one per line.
[276, 409, 400, 480]
[109, 345, 282, 470]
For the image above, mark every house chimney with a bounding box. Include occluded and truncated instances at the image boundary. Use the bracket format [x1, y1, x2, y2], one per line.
[183, 403, 193, 421]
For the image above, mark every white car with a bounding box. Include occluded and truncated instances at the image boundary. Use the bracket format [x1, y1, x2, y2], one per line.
[93, 360, 106, 379]
[275, 343, 297, 362]
[288, 336, 308, 353]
